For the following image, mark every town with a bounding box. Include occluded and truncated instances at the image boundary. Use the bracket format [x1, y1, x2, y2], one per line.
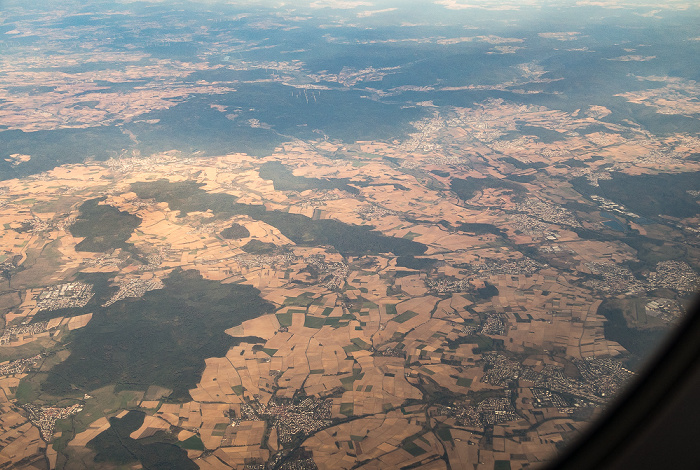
[36, 282, 94, 311]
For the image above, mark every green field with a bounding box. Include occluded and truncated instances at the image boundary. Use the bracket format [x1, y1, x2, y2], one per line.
[14, 381, 34, 402]
[350, 337, 371, 349]
[304, 316, 326, 329]
[340, 370, 365, 391]
[339, 403, 354, 416]
[391, 310, 419, 324]
[457, 377, 473, 387]
[402, 440, 427, 457]
[276, 312, 293, 327]
[178, 435, 205, 451]
[283, 292, 316, 307]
